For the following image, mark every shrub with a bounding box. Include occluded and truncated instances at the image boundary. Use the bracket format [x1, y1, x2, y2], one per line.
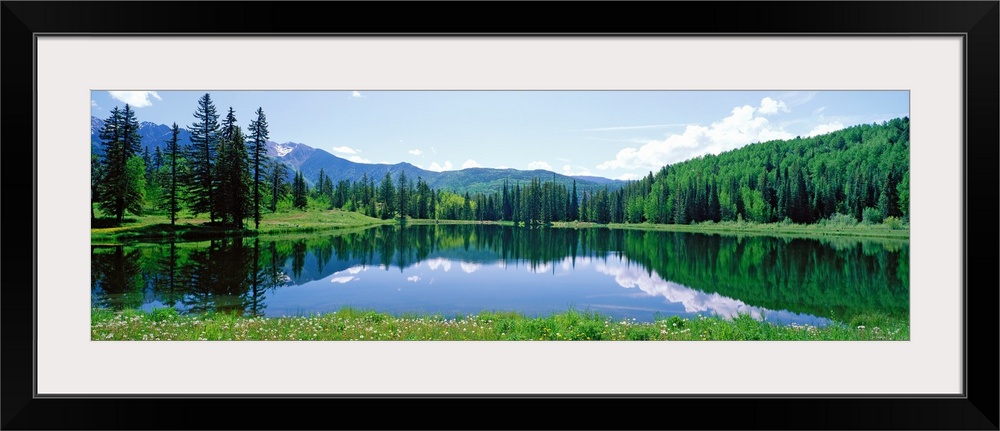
[149, 306, 179, 322]
[882, 216, 904, 230]
[826, 212, 857, 227]
[862, 207, 882, 224]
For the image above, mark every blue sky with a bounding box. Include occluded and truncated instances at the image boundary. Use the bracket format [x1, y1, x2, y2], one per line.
[91, 90, 908, 181]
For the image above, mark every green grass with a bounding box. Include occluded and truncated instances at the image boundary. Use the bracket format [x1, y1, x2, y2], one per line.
[554, 219, 909, 240]
[91, 307, 909, 341]
[91, 207, 390, 243]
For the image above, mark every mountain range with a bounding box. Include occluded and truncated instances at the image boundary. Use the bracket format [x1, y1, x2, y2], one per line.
[91, 116, 625, 194]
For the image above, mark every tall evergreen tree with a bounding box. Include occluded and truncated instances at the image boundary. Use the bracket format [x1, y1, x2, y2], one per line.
[397, 170, 409, 219]
[292, 171, 308, 209]
[96, 104, 144, 223]
[379, 171, 396, 219]
[247, 107, 270, 229]
[221, 107, 238, 143]
[162, 123, 182, 225]
[186, 93, 221, 222]
[270, 159, 288, 212]
[142, 146, 153, 181]
[569, 180, 579, 221]
[91, 153, 103, 222]
[216, 126, 252, 227]
[153, 147, 164, 175]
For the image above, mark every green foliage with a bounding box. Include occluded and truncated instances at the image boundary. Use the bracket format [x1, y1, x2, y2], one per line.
[91, 306, 909, 341]
[149, 306, 179, 322]
[95, 105, 145, 223]
[215, 125, 253, 227]
[160, 123, 184, 225]
[270, 159, 289, 212]
[825, 212, 858, 227]
[379, 171, 396, 219]
[604, 118, 909, 227]
[882, 216, 904, 230]
[248, 107, 271, 229]
[123, 156, 147, 217]
[292, 171, 308, 209]
[185, 93, 221, 222]
[897, 171, 909, 219]
[862, 207, 882, 224]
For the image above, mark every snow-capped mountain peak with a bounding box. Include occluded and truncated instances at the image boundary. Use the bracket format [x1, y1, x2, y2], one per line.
[273, 142, 296, 157]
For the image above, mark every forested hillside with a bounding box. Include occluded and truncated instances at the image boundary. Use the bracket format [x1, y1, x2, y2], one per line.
[605, 117, 909, 225]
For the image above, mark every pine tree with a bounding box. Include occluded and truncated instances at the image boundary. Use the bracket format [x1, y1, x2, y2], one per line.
[142, 146, 153, 181]
[379, 171, 396, 219]
[216, 125, 252, 227]
[270, 159, 288, 212]
[397, 170, 409, 219]
[91, 153, 103, 222]
[292, 171, 308, 209]
[569, 180, 579, 221]
[153, 147, 164, 175]
[162, 123, 182, 225]
[221, 107, 238, 143]
[186, 93, 221, 222]
[96, 104, 144, 223]
[247, 107, 270, 229]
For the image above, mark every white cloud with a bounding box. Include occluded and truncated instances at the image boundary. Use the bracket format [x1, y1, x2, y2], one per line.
[346, 155, 371, 164]
[594, 262, 763, 319]
[460, 262, 482, 274]
[330, 276, 356, 284]
[757, 97, 789, 115]
[331, 146, 359, 154]
[428, 161, 454, 171]
[91, 100, 98, 108]
[408, 149, 423, 156]
[352, 91, 363, 98]
[426, 258, 452, 272]
[107, 91, 162, 108]
[596, 103, 794, 171]
[806, 121, 846, 137]
[406, 276, 420, 282]
[461, 159, 482, 169]
[527, 161, 553, 171]
[562, 165, 593, 176]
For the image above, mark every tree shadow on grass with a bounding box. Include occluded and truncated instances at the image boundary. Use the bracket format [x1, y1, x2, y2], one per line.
[91, 217, 138, 228]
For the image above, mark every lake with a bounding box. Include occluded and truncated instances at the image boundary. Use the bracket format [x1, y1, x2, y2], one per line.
[91, 224, 909, 326]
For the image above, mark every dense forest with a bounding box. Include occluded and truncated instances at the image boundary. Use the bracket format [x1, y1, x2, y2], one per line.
[92, 92, 909, 228]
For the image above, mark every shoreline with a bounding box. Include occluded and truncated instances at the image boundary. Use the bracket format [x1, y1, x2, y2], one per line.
[92, 209, 909, 244]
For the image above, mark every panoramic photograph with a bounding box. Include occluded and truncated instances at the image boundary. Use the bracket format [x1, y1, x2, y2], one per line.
[90, 90, 910, 341]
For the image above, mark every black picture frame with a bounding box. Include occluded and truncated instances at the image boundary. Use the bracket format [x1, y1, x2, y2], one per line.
[3, 2, 997, 430]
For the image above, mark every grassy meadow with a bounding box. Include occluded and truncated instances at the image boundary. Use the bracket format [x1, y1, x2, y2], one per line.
[92, 307, 908, 341]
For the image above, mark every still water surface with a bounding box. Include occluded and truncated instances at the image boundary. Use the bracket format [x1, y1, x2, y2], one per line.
[91, 224, 909, 326]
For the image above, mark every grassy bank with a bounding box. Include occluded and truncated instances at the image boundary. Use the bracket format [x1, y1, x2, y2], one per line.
[93, 205, 908, 243]
[91, 209, 391, 243]
[92, 307, 908, 341]
[554, 219, 909, 240]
